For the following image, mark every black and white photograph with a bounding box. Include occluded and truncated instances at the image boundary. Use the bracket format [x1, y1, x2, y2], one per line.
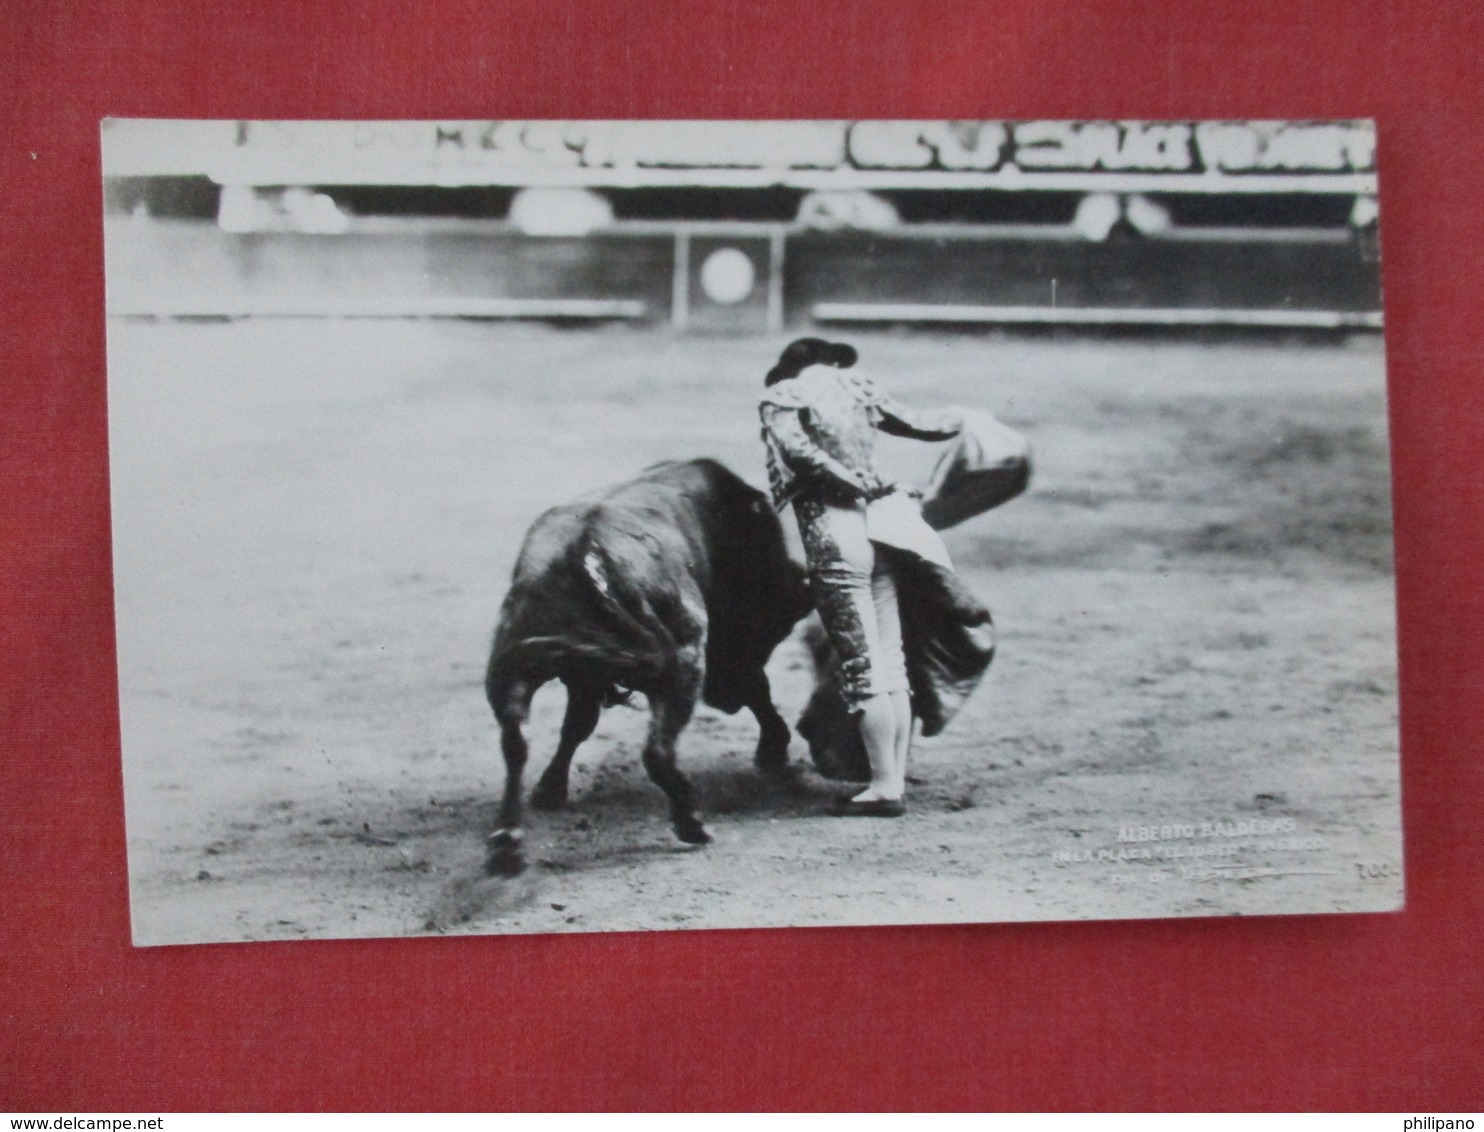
[103, 118, 1402, 945]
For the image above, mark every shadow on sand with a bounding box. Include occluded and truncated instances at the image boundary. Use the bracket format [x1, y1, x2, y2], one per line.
[417, 759, 848, 932]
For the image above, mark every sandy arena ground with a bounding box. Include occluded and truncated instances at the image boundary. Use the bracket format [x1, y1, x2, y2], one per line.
[106, 320, 1403, 944]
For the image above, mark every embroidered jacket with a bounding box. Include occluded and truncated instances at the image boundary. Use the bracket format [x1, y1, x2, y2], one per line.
[758, 367, 963, 510]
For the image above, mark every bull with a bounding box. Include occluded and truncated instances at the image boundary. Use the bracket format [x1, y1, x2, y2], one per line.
[483, 459, 813, 876]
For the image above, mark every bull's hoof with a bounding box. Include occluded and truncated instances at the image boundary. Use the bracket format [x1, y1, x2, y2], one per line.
[485, 829, 526, 877]
[673, 816, 712, 846]
[529, 781, 568, 811]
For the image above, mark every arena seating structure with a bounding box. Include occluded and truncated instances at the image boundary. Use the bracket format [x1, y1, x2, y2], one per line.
[102, 119, 1383, 333]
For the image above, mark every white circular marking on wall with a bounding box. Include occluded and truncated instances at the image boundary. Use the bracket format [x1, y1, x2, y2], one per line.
[699, 247, 756, 304]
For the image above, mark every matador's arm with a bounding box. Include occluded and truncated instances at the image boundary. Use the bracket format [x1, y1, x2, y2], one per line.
[875, 396, 965, 441]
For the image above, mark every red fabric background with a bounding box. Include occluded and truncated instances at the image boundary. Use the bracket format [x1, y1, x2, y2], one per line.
[2, 0, 1481, 1111]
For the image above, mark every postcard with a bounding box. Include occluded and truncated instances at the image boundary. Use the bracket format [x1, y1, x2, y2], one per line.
[103, 119, 1400, 943]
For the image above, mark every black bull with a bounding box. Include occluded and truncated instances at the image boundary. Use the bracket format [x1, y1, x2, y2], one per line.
[483, 459, 812, 876]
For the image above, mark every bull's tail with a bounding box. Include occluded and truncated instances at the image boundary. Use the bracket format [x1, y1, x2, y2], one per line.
[488, 637, 650, 692]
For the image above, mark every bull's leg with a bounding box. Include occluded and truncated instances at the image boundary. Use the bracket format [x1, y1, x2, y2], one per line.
[740, 669, 792, 775]
[530, 682, 603, 811]
[486, 674, 538, 877]
[642, 662, 709, 846]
